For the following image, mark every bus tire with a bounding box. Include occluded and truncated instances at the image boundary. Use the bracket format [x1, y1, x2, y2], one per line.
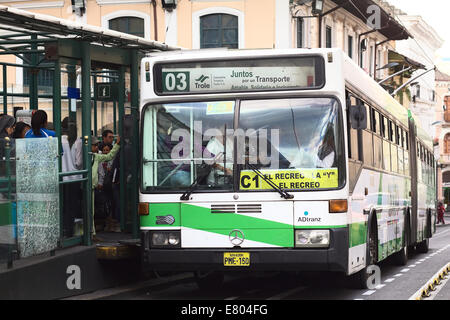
[394, 223, 409, 266]
[194, 271, 224, 291]
[350, 213, 377, 289]
[426, 210, 432, 239]
[416, 238, 429, 253]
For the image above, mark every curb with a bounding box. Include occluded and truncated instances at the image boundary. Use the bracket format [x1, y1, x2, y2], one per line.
[409, 263, 450, 300]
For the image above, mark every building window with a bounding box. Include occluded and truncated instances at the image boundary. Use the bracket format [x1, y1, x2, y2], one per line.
[109, 16, 145, 38]
[297, 18, 304, 48]
[200, 14, 238, 49]
[348, 35, 353, 58]
[415, 85, 421, 98]
[445, 133, 450, 154]
[326, 26, 332, 48]
[23, 53, 53, 89]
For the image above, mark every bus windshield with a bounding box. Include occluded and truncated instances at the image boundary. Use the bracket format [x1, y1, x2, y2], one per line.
[238, 98, 345, 191]
[142, 97, 345, 192]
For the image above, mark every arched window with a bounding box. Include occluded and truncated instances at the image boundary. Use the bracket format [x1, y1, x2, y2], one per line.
[445, 133, 450, 154]
[109, 16, 145, 38]
[200, 14, 238, 49]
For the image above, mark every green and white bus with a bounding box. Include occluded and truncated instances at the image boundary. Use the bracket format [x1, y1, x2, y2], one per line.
[139, 48, 436, 289]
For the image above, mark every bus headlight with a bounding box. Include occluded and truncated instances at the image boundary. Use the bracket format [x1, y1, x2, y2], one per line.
[295, 230, 330, 248]
[150, 231, 181, 248]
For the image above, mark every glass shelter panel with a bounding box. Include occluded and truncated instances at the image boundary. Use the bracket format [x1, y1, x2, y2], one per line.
[15, 138, 59, 258]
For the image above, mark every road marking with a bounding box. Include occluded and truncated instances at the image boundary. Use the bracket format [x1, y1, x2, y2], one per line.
[432, 229, 450, 239]
[409, 264, 416, 268]
[385, 278, 395, 283]
[266, 286, 306, 300]
[401, 268, 410, 273]
[375, 284, 386, 289]
[394, 273, 403, 277]
[362, 290, 376, 296]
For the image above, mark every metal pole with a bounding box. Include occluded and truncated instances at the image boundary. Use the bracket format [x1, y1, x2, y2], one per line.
[118, 65, 125, 231]
[5, 138, 12, 269]
[113, 100, 117, 133]
[378, 67, 412, 85]
[30, 34, 38, 110]
[53, 59, 62, 241]
[130, 49, 139, 238]
[392, 67, 437, 97]
[81, 42, 92, 246]
[93, 75, 97, 137]
[3, 64, 7, 114]
[67, 65, 77, 123]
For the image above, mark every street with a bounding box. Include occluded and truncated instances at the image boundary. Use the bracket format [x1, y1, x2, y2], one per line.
[83, 222, 450, 301]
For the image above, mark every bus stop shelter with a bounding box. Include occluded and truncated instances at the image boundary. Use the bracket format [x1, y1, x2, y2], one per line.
[0, 5, 179, 267]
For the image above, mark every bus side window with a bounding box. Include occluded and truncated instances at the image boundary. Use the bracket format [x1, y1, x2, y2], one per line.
[400, 128, 404, 148]
[396, 125, 400, 145]
[363, 105, 374, 167]
[388, 120, 393, 142]
[383, 116, 388, 139]
[346, 93, 360, 161]
[370, 108, 377, 132]
[405, 132, 409, 150]
[365, 104, 370, 129]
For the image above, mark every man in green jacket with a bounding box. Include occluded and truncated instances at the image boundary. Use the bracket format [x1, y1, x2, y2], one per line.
[91, 135, 120, 240]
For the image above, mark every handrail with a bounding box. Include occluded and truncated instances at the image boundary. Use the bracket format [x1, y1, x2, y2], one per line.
[58, 169, 88, 177]
[59, 178, 87, 185]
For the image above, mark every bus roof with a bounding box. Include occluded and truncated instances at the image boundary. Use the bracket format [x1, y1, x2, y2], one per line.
[143, 48, 434, 149]
[342, 52, 433, 149]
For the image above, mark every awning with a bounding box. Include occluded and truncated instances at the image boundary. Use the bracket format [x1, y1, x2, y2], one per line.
[388, 50, 426, 70]
[0, 5, 180, 52]
[330, 0, 411, 41]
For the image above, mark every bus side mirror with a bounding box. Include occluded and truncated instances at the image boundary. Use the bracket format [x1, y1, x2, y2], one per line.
[350, 104, 367, 130]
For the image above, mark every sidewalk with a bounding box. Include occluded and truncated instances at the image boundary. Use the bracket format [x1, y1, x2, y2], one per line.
[0, 244, 142, 300]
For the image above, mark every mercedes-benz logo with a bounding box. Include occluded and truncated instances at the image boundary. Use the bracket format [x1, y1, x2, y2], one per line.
[229, 229, 245, 246]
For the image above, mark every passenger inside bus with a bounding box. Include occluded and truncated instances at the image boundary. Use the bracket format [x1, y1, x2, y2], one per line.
[205, 124, 234, 186]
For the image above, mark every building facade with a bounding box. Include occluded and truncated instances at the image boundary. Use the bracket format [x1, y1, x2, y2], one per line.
[393, 14, 443, 136]
[435, 69, 450, 205]
[0, 0, 411, 86]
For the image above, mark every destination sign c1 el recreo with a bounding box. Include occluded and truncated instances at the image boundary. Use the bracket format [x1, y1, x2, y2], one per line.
[154, 56, 324, 94]
[240, 168, 339, 191]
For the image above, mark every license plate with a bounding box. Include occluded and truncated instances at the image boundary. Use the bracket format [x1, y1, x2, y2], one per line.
[223, 252, 250, 267]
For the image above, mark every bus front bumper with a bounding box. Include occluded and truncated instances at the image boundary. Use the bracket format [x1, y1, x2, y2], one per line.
[141, 228, 348, 273]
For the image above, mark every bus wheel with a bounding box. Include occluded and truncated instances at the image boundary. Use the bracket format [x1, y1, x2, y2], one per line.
[194, 271, 224, 291]
[394, 228, 409, 266]
[416, 238, 429, 254]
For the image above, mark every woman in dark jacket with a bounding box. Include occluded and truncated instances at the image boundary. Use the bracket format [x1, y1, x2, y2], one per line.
[0, 115, 15, 138]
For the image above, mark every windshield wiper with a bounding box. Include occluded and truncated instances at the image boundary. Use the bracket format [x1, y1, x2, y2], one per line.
[180, 163, 213, 201]
[247, 163, 294, 200]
